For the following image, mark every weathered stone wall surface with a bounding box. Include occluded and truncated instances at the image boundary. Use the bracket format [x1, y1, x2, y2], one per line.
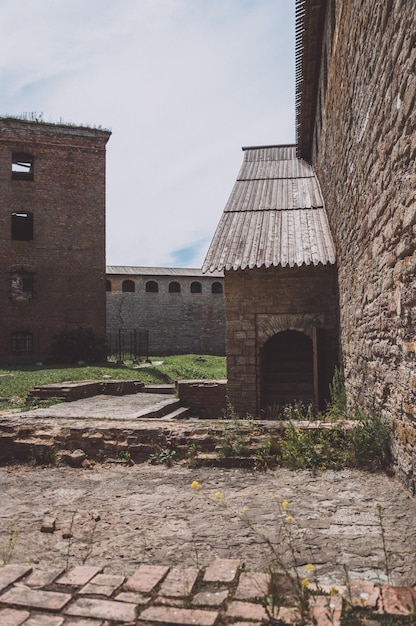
[313, 1, 416, 487]
[225, 265, 339, 416]
[106, 274, 225, 355]
[0, 118, 110, 363]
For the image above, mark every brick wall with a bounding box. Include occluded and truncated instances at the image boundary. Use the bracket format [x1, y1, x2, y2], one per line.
[176, 379, 227, 417]
[0, 118, 111, 363]
[225, 265, 339, 416]
[312, 1, 416, 487]
[106, 273, 225, 355]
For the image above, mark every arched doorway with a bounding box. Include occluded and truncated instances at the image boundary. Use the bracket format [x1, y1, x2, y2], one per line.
[260, 330, 314, 410]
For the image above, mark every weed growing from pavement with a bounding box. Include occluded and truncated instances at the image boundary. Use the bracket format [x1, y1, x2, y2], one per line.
[190, 481, 342, 624]
[0, 522, 19, 566]
[190, 482, 405, 625]
[29, 445, 58, 467]
[148, 446, 178, 466]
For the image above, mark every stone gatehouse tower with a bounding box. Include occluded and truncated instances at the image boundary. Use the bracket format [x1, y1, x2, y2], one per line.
[0, 117, 111, 363]
[203, 145, 339, 416]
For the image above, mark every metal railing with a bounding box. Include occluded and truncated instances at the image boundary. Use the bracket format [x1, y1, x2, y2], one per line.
[107, 329, 149, 362]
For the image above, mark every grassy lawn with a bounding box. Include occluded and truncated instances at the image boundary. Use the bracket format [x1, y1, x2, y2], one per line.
[0, 355, 226, 410]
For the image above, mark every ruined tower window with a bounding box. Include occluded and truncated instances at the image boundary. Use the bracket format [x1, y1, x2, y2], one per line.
[212, 281, 223, 294]
[191, 281, 202, 293]
[106, 280, 112, 292]
[11, 212, 33, 241]
[169, 281, 181, 293]
[11, 271, 33, 301]
[12, 153, 34, 180]
[122, 279, 135, 292]
[145, 280, 158, 293]
[11, 332, 33, 356]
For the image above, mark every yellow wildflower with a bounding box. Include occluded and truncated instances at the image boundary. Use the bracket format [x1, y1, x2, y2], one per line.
[301, 578, 309, 587]
[281, 501, 289, 510]
[285, 515, 294, 522]
[214, 491, 223, 500]
[241, 506, 248, 514]
[305, 563, 315, 571]
[191, 480, 202, 491]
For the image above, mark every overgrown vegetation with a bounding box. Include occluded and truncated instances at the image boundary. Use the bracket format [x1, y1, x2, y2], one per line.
[191, 484, 403, 625]
[215, 368, 392, 473]
[0, 354, 226, 410]
[50, 327, 109, 364]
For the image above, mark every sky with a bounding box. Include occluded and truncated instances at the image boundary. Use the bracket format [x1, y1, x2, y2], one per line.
[0, 0, 296, 268]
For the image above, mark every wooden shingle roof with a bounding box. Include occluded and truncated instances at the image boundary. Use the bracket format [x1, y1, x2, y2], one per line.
[202, 145, 335, 273]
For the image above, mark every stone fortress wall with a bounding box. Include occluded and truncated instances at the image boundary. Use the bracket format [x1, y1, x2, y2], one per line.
[106, 268, 225, 356]
[311, 0, 416, 488]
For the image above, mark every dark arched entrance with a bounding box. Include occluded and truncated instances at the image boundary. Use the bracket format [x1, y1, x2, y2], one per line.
[260, 330, 314, 409]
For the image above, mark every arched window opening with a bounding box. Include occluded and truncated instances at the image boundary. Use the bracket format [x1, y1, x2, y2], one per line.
[260, 330, 314, 411]
[190, 281, 202, 294]
[145, 280, 158, 293]
[106, 280, 112, 292]
[212, 281, 223, 294]
[11, 271, 33, 301]
[169, 281, 181, 293]
[122, 279, 135, 292]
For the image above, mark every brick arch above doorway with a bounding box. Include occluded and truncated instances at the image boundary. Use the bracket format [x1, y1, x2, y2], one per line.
[256, 313, 324, 348]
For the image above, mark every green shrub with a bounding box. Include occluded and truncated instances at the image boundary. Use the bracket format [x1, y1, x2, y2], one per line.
[351, 412, 392, 472]
[50, 327, 109, 364]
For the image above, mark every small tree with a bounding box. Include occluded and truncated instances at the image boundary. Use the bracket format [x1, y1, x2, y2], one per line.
[50, 327, 109, 364]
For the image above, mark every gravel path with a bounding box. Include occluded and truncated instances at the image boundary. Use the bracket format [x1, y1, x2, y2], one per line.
[1, 464, 415, 587]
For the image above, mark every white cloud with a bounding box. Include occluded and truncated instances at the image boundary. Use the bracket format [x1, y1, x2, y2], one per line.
[0, 0, 296, 267]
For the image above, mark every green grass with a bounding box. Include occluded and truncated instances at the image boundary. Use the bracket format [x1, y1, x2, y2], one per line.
[0, 355, 226, 410]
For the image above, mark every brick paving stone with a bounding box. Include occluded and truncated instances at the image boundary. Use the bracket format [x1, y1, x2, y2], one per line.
[124, 564, 169, 593]
[226, 600, 268, 621]
[203, 558, 241, 583]
[65, 597, 137, 622]
[153, 596, 184, 607]
[234, 571, 270, 600]
[348, 580, 380, 609]
[25, 568, 65, 588]
[192, 588, 229, 606]
[309, 594, 342, 626]
[0, 607, 30, 626]
[158, 567, 199, 597]
[57, 565, 103, 587]
[115, 590, 149, 605]
[79, 573, 125, 597]
[380, 584, 416, 615]
[0, 564, 33, 592]
[24, 614, 65, 625]
[0, 587, 72, 611]
[40, 517, 56, 533]
[139, 605, 218, 625]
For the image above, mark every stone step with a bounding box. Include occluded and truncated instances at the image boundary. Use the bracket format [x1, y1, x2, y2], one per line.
[161, 406, 192, 420]
[142, 384, 175, 394]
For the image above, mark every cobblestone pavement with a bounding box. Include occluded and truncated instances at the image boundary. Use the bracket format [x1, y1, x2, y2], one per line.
[1, 464, 416, 590]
